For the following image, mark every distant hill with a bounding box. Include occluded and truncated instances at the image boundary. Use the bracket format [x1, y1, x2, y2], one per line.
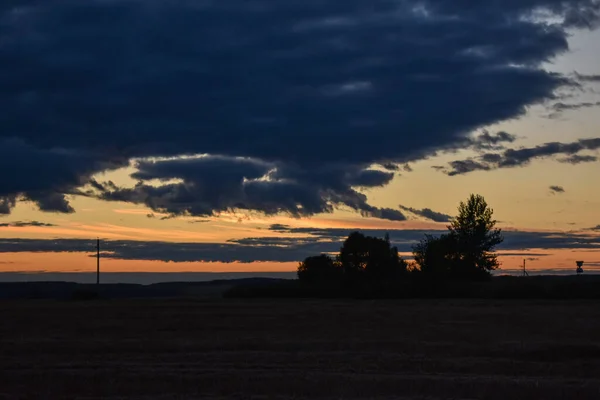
[0, 278, 287, 300]
[0, 271, 296, 284]
[3, 275, 600, 300]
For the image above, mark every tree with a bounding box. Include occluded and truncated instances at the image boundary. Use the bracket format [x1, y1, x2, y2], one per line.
[297, 254, 341, 283]
[448, 194, 503, 276]
[339, 231, 407, 281]
[412, 194, 503, 280]
[412, 233, 458, 278]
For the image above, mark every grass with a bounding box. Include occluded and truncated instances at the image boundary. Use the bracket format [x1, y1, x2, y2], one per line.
[1, 298, 599, 399]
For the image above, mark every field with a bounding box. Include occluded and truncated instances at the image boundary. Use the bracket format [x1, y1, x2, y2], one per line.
[1, 299, 599, 399]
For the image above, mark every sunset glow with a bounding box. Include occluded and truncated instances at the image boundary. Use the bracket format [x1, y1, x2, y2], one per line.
[1, 1, 599, 281]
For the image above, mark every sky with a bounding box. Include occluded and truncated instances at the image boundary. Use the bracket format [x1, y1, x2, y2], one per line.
[1, 0, 600, 280]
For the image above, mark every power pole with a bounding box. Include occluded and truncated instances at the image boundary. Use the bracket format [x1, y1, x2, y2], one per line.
[96, 238, 100, 286]
[522, 259, 529, 277]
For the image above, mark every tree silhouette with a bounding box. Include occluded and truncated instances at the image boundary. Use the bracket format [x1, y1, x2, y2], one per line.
[297, 194, 501, 287]
[448, 194, 503, 276]
[339, 231, 407, 281]
[412, 233, 457, 279]
[412, 194, 503, 279]
[297, 254, 341, 283]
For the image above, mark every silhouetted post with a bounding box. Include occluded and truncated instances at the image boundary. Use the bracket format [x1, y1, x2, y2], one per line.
[96, 238, 100, 285]
[576, 261, 584, 275]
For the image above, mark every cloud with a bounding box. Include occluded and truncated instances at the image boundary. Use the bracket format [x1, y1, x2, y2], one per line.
[27, 192, 75, 214]
[0, 1, 598, 216]
[86, 156, 405, 220]
[558, 154, 598, 164]
[398, 205, 453, 222]
[575, 73, 600, 82]
[589, 225, 600, 231]
[261, 226, 600, 253]
[0, 226, 597, 262]
[0, 196, 16, 215]
[442, 137, 600, 175]
[0, 139, 126, 214]
[470, 130, 517, 151]
[380, 163, 400, 171]
[447, 159, 492, 175]
[551, 101, 600, 112]
[268, 224, 293, 232]
[549, 185, 566, 194]
[0, 238, 331, 263]
[548, 101, 600, 118]
[0, 221, 56, 228]
[402, 164, 413, 172]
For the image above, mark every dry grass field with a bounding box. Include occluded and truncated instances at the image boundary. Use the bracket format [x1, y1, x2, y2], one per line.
[1, 299, 599, 399]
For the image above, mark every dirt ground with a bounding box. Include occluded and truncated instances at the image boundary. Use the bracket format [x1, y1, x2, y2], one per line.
[1, 299, 599, 399]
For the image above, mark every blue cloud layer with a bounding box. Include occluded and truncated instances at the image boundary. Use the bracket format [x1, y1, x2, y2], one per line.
[0, 226, 597, 262]
[1, 0, 599, 215]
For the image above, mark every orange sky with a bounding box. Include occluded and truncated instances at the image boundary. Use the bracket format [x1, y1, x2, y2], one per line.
[1, 192, 599, 275]
[1, 31, 599, 277]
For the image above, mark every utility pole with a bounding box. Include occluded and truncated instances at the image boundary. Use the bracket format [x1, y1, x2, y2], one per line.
[96, 238, 100, 286]
[522, 259, 529, 277]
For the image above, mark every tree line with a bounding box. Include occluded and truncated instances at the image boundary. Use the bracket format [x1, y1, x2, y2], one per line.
[297, 194, 504, 284]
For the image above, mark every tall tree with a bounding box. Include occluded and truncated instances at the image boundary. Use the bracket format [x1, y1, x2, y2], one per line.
[448, 194, 503, 276]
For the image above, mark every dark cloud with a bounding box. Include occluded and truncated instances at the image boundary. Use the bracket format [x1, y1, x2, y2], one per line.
[590, 225, 600, 231]
[380, 163, 400, 171]
[481, 153, 504, 163]
[0, 139, 126, 214]
[0, 196, 16, 215]
[447, 160, 492, 175]
[443, 137, 600, 175]
[0, 238, 329, 263]
[551, 101, 600, 112]
[575, 73, 600, 82]
[500, 230, 600, 250]
[403, 164, 413, 172]
[496, 138, 600, 166]
[0, 0, 598, 216]
[261, 226, 600, 252]
[549, 185, 566, 194]
[548, 101, 600, 117]
[367, 207, 407, 221]
[87, 156, 404, 220]
[558, 154, 598, 164]
[0, 221, 56, 228]
[0, 227, 597, 262]
[26, 192, 75, 214]
[470, 130, 517, 150]
[398, 205, 453, 222]
[269, 224, 293, 232]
